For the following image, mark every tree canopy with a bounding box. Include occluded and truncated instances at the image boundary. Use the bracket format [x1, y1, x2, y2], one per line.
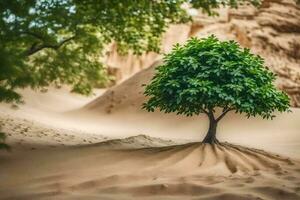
[0, 0, 262, 103]
[143, 36, 290, 120]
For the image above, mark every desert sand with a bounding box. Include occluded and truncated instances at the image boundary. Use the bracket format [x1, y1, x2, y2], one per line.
[0, 1, 300, 198]
[0, 85, 300, 200]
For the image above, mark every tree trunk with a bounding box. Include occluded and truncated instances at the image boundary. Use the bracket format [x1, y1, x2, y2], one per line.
[202, 117, 218, 144]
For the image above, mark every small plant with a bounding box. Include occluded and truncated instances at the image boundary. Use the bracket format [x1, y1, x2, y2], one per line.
[143, 35, 290, 144]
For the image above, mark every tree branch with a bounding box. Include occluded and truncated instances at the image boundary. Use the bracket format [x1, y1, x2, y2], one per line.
[215, 108, 234, 122]
[25, 36, 75, 56]
[200, 108, 209, 115]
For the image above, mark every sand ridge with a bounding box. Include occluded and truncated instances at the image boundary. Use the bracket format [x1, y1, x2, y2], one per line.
[1, 104, 300, 199]
[0, 76, 300, 200]
[0, 112, 109, 150]
[0, 141, 300, 200]
[0, 0, 299, 198]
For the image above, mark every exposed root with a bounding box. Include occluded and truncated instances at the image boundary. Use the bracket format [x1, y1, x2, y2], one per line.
[144, 142, 296, 175]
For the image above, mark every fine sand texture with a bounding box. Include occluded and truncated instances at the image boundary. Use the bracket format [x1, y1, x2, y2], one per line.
[1, 140, 300, 200]
[0, 86, 300, 200]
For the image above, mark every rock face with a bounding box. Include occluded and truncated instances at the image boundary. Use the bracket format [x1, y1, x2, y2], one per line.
[101, 0, 300, 108]
[104, 25, 191, 83]
[227, 0, 300, 107]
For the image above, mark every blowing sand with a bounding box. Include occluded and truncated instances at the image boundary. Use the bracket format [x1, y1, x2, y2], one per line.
[0, 87, 300, 200]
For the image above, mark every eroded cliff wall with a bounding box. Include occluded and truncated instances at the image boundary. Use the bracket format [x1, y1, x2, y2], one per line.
[102, 0, 300, 107]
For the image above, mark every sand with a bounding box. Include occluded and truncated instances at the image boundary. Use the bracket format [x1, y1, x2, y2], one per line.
[1, 1, 299, 198]
[1, 141, 300, 200]
[0, 86, 300, 200]
[81, 60, 300, 159]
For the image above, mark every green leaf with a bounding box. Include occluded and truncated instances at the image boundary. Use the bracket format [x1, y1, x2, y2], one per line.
[143, 35, 290, 120]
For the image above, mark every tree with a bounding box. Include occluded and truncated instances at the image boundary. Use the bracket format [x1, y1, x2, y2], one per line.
[0, 0, 264, 152]
[0, 0, 262, 104]
[143, 36, 290, 144]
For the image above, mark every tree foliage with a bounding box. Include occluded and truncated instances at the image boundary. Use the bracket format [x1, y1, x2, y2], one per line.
[0, 0, 263, 103]
[143, 36, 290, 120]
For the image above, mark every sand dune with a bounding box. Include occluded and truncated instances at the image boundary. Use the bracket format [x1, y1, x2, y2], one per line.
[78, 59, 300, 159]
[0, 113, 110, 150]
[0, 0, 299, 199]
[0, 65, 299, 200]
[1, 90, 300, 199]
[1, 139, 300, 200]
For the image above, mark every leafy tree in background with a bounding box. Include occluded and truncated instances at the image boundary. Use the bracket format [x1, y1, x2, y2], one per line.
[0, 0, 262, 104]
[143, 36, 290, 144]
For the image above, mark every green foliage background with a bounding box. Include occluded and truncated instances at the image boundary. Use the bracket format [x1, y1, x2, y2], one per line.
[0, 0, 262, 103]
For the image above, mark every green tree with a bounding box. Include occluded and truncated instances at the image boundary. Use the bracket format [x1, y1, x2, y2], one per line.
[0, 0, 263, 151]
[143, 36, 290, 144]
[0, 0, 262, 104]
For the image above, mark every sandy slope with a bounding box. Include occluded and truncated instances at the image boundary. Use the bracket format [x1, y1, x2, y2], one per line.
[0, 141, 300, 200]
[0, 1, 299, 198]
[0, 87, 300, 200]
[81, 61, 300, 159]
